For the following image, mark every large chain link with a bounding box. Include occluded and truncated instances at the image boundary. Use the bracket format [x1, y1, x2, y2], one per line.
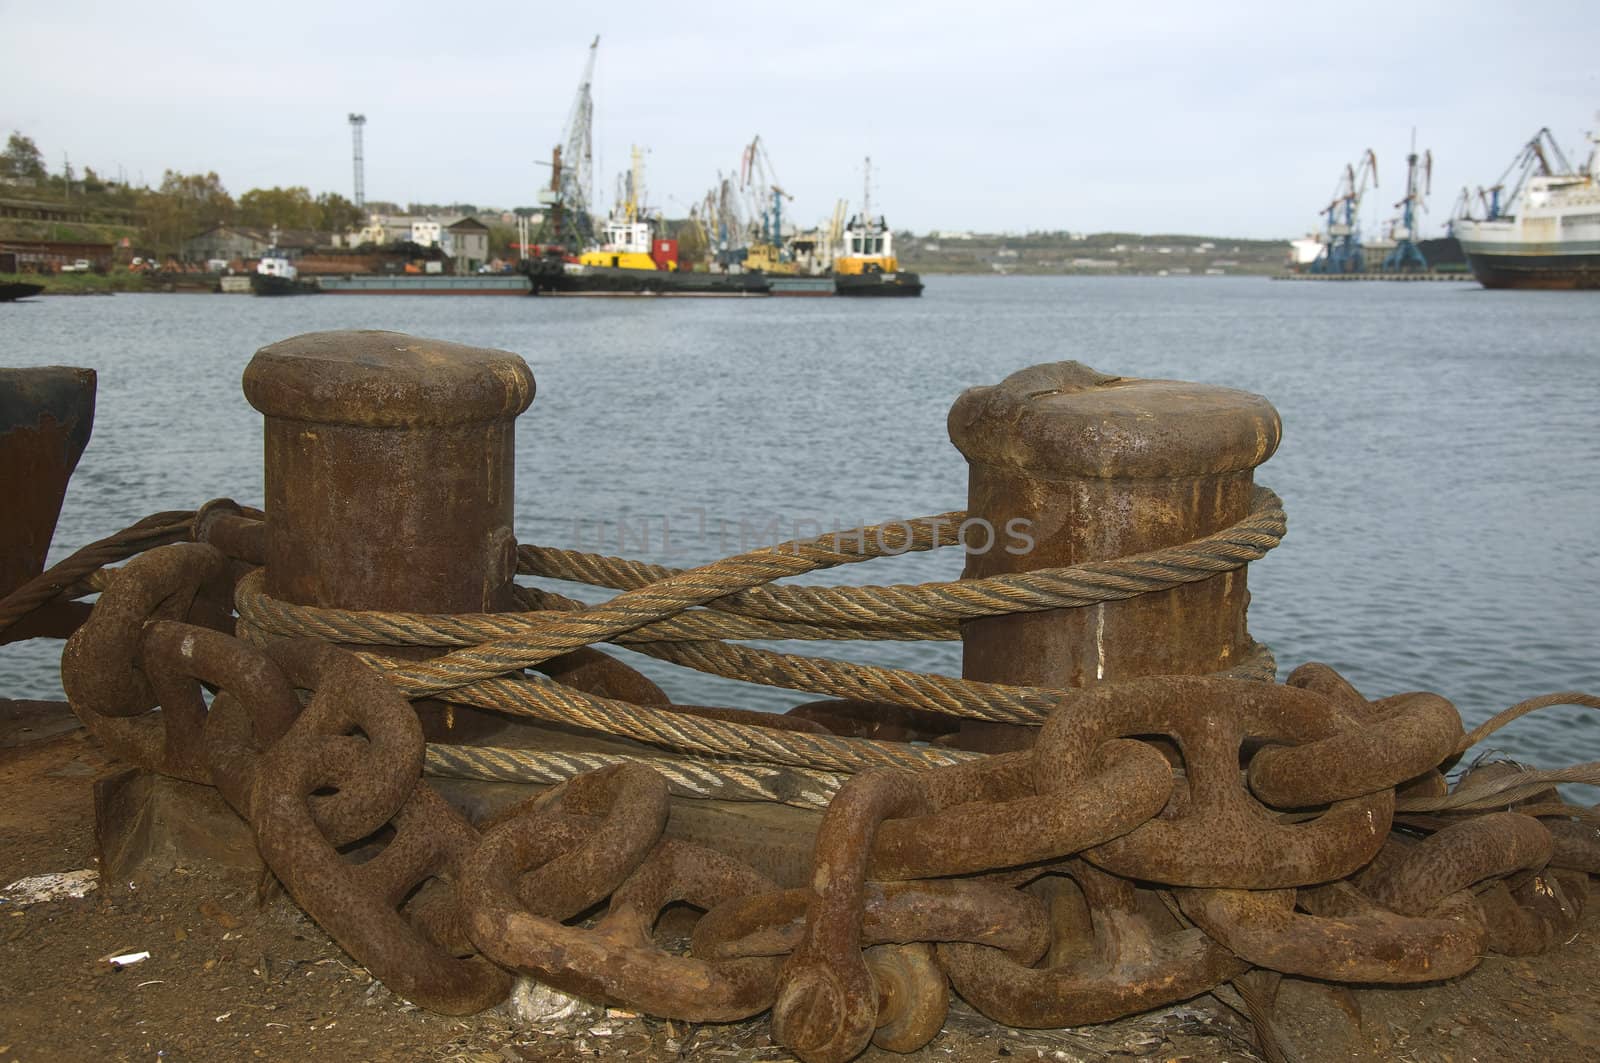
[58, 540, 1593, 1063]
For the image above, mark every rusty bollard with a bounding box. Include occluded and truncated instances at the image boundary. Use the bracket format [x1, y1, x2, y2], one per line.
[947, 362, 1281, 750]
[243, 331, 534, 735]
[0, 367, 96, 599]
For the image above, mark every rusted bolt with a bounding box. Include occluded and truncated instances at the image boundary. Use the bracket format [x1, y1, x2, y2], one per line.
[947, 362, 1280, 749]
[863, 943, 947, 1054]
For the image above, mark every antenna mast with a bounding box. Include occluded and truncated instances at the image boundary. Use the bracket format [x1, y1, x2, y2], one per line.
[863, 156, 873, 228]
[348, 114, 367, 210]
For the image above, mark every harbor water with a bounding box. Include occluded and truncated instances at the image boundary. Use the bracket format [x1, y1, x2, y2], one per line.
[3, 276, 1597, 770]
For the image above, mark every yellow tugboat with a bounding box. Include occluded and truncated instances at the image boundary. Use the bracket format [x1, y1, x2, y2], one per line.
[834, 157, 923, 297]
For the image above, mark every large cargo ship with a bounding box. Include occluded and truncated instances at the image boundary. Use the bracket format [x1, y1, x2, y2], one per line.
[1454, 129, 1600, 290]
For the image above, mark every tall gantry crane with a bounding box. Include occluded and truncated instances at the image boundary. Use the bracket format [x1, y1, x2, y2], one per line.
[739, 135, 794, 263]
[614, 145, 646, 221]
[1483, 127, 1574, 219]
[1446, 185, 1493, 235]
[1382, 133, 1431, 272]
[687, 193, 715, 266]
[713, 174, 747, 267]
[687, 175, 747, 269]
[1311, 149, 1379, 274]
[534, 36, 599, 253]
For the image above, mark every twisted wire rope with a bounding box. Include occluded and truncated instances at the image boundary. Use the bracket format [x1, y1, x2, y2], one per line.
[231, 489, 1285, 773]
[30, 500, 1600, 807]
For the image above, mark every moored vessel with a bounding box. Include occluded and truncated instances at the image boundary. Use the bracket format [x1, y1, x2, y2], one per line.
[0, 281, 46, 302]
[765, 275, 835, 296]
[249, 251, 320, 296]
[314, 274, 532, 295]
[540, 148, 771, 297]
[833, 158, 923, 297]
[1454, 127, 1600, 290]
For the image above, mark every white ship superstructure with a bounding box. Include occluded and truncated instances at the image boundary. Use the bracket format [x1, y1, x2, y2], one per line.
[1455, 129, 1600, 289]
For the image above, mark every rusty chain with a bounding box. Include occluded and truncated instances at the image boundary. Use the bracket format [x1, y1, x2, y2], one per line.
[29, 515, 1598, 1063]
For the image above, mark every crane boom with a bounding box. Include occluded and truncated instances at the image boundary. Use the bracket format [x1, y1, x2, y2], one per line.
[1486, 127, 1576, 219]
[1311, 148, 1379, 274]
[535, 36, 599, 252]
[1382, 131, 1432, 272]
[737, 134, 796, 270]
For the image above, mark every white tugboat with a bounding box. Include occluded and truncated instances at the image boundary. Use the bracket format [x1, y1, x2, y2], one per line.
[834, 157, 923, 296]
[249, 242, 319, 296]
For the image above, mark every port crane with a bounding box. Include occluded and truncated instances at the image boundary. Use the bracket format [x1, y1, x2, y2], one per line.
[739, 135, 794, 270]
[1311, 149, 1378, 274]
[687, 174, 751, 270]
[712, 175, 747, 268]
[686, 195, 715, 267]
[1446, 186, 1494, 235]
[533, 36, 599, 253]
[1382, 134, 1431, 272]
[1482, 127, 1575, 219]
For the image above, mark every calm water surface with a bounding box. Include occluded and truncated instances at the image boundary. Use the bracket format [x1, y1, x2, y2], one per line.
[3, 277, 1597, 769]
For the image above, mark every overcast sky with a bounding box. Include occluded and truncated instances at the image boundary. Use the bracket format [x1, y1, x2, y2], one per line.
[4, 0, 1596, 238]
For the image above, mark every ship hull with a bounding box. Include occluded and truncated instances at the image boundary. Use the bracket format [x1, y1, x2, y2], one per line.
[765, 275, 835, 296]
[313, 274, 531, 295]
[250, 273, 321, 296]
[1461, 250, 1600, 290]
[534, 264, 771, 296]
[0, 282, 46, 302]
[835, 270, 923, 297]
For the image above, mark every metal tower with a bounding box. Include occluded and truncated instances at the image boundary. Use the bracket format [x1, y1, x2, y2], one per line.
[1483, 127, 1574, 219]
[1383, 132, 1432, 272]
[739, 135, 793, 258]
[1310, 149, 1378, 275]
[348, 114, 367, 210]
[534, 37, 599, 252]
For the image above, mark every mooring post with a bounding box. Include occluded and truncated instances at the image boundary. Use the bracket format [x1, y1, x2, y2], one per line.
[0, 367, 96, 600]
[242, 329, 534, 623]
[947, 362, 1281, 750]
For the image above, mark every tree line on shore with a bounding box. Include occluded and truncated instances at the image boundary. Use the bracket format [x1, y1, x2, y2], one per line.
[2, 130, 367, 258]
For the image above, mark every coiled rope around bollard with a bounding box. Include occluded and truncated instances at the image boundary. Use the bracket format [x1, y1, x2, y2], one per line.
[13, 491, 1600, 811]
[228, 487, 1284, 783]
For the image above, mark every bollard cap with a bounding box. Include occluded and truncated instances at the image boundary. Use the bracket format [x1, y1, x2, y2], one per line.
[244, 330, 535, 428]
[949, 361, 1280, 479]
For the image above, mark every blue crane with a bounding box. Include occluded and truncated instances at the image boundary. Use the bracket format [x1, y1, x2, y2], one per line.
[1311, 150, 1379, 275]
[1383, 134, 1432, 272]
[1484, 127, 1574, 220]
